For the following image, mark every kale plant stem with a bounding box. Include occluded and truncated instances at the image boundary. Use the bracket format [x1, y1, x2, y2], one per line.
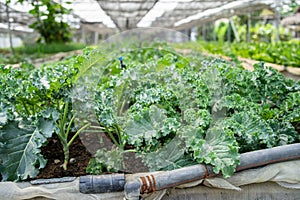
[65, 114, 76, 140]
[124, 149, 137, 153]
[89, 125, 105, 130]
[57, 133, 69, 170]
[61, 101, 69, 134]
[32, 104, 35, 114]
[62, 143, 69, 171]
[21, 100, 31, 116]
[67, 122, 90, 147]
[114, 124, 124, 148]
[81, 130, 100, 133]
[119, 100, 126, 116]
[105, 127, 120, 148]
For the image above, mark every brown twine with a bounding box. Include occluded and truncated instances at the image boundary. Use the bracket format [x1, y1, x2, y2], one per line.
[140, 175, 157, 194]
[140, 176, 148, 194]
[150, 175, 156, 192]
[146, 175, 153, 193]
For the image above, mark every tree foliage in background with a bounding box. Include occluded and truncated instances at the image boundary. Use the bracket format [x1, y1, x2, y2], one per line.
[17, 0, 72, 43]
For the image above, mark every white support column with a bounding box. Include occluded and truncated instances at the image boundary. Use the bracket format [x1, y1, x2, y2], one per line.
[227, 19, 231, 42]
[191, 27, 197, 41]
[81, 27, 86, 44]
[94, 32, 99, 45]
[6, 3, 14, 55]
[230, 18, 240, 42]
[274, 0, 281, 42]
[213, 22, 217, 41]
[202, 24, 206, 41]
[247, 12, 251, 43]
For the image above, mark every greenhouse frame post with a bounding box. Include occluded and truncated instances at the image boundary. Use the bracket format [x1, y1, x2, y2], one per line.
[5, 2, 14, 55]
[247, 8, 251, 43]
[81, 27, 86, 44]
[94, 32, 99, 44]
[227, 19, 231, 42]
[229, 18, 240, 42]
[202, 23, 206, 41]
[274, 0, 281, 42]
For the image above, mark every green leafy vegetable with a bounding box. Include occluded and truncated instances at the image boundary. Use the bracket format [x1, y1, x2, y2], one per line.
[176, 40, 300, 68]
[189, 126, 239, 178]
[0, 118, 55, 181]
[1, 41, 299, 181]
[125, 105, 180, 152]
[138, 137, 195, 171]
[86, 148, 124, 174]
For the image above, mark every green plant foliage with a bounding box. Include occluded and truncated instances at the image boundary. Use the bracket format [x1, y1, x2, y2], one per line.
[84, 43, 299, 177]
[56, 102, 90, 170]
[138, 137, 196, 171]
[214, 22, 229, 42]
[189, 125, 239, 178]
[0, 49, 92, 180]
[124, 105, 180, 152]
[86, 148, 124, 174]
[0, 41, 299, 181]
[0, 43, 85, 64]
[177, 40, 300, 67]
[17, 43, 85, 55]
[0, 115, 56, 181]
[17, 0, 72, 43]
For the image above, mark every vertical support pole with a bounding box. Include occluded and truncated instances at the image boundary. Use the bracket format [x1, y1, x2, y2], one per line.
[274, 0, 281, 42]
[212, 21, 217, 41]
[81, 26, 86, 44]
[94, 32, 99, 44]
[191, 27, 197, 41]
[187, 28, 192, 41]
[227, 19, 231, 42]
[6, 2, 14, 55]
[230, 17, 240, 42]
[202, 23, 206, 41]
[247, 12, 251, 43]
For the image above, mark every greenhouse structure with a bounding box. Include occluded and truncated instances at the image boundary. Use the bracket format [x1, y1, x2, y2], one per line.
[0, 0, 300, 200]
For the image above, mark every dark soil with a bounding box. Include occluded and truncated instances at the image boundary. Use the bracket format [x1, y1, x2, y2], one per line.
[0, 130, 148, 182]
[36, 130, 148, 180]
[36, 133, 91, 179]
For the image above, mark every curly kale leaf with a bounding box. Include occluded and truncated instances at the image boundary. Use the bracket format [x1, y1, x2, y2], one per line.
[124, 105, 180, 152]
[0, 116, 56, 181]
[184, 124, 239, 178]
[129, 86, 180, 118]
[280, 91, 300, 123]
[86, 147, 124, 174]
[183, 108, 211, 129]
[138, 137, 195, 171]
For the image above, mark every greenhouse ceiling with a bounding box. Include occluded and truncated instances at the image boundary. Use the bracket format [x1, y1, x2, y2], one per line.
[0, 0, 295, 33]
[62, 0, 275, 31]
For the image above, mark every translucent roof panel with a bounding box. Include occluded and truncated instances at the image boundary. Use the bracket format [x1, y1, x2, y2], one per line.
[1, 0, 294, 33]
[59, 0, 116, 28]
[147, 1, 227, 28]
[94, 0, 275, 31]
[97, 0, 158, 30]
[174, 0, 274, 28]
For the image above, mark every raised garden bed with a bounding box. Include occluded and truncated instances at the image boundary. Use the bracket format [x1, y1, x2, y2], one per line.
[0, 29, 299, 199]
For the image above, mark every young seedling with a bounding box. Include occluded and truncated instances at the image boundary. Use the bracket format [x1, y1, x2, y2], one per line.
[56, 101, 90, 170]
